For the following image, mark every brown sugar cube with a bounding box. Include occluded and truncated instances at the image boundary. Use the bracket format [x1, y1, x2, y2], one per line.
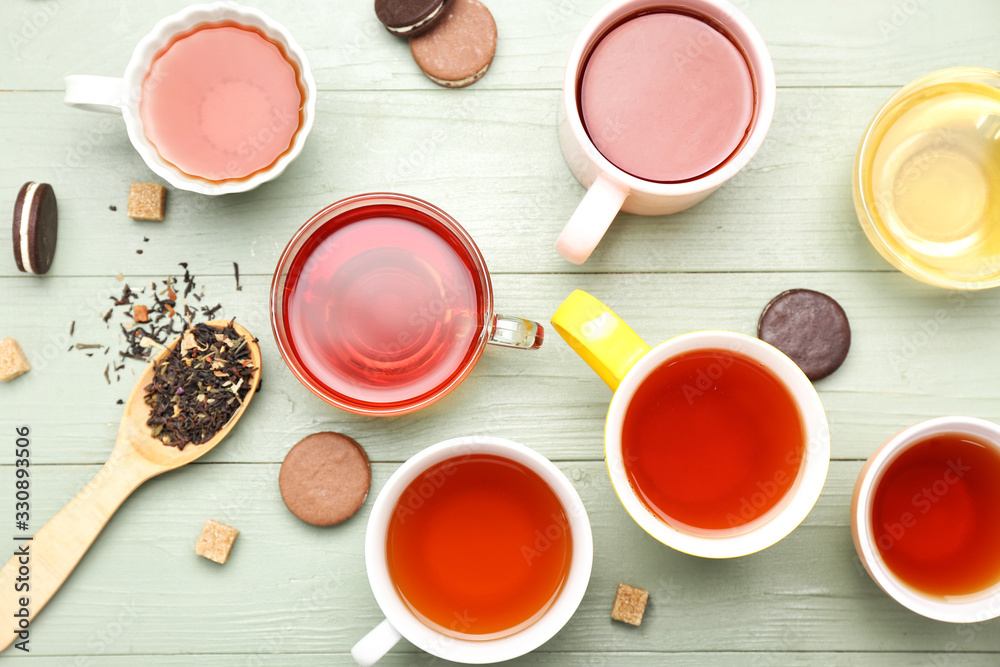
[132, 305, 149, 323]
[127, 182, 166, 221]
[195, 519, 239, 564]
[611, 583, 649, 626]
[0, 338, 31, 383]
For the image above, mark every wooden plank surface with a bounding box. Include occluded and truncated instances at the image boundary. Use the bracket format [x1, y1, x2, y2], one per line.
[3, 271, 1000, 466]
[0, 86, 896, 278]
[3, 0, 999, 90]
[10, 461, 1000, 658]
[2, 0, 1000, 663]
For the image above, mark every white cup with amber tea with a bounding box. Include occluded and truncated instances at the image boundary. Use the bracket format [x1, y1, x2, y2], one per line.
[351, 436, 593, 665]
[854, 68, 1000, 289]
[851, 417, 1000, 622]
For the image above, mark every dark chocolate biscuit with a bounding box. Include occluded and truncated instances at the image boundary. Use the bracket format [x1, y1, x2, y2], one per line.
[409, 0, 497, 88]
[757, 289, 851, 381]
[279, 432, 371, 526]
[376, 0, 453, 38]
[12, 182, 57, 275]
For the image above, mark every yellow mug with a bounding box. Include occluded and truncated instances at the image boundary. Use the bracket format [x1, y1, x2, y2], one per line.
[551, 290, 831, 558]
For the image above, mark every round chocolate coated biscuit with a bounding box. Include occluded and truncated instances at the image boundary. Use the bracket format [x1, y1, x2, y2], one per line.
[12, 182, 57, 275]
[279, 432, 371, 526]
[376, 0, 453, 37]
[409, 0, 497, 88]
[758, 289, 851, 381]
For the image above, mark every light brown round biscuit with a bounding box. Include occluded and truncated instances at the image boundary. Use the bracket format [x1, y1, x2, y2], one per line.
[409, 0, 497, 88]
[279, 432, 371, 526]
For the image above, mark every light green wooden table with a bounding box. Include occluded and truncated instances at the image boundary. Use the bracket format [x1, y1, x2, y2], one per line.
[2, 0, 1000, 664]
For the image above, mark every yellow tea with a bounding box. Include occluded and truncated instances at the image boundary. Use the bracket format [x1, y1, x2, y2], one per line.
[865, 80, 1000, 283]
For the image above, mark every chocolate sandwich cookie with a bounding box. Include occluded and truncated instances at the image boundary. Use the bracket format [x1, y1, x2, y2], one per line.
[757, 288, 851, 381]
[279, 432, 371, 526]
[409, 0, 497, 88]
[12, 181, 57, 275]
[376, 0, 453, 38]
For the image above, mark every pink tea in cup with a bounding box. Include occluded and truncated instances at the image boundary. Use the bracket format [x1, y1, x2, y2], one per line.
[140, 23, 304, 182]
[282, 203, 485, 409]
[579, 11, 754, 182]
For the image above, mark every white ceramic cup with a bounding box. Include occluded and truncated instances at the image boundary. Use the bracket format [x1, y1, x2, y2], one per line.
[63, 2, 316, 195]
[351, 436, 593, 666]
[851, 416, 1000, 623]
[551, 290, 830, 558]
[555, 0, 777, 264]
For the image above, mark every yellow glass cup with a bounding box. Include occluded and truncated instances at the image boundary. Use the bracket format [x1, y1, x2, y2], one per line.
[854, 67, 1000, 289]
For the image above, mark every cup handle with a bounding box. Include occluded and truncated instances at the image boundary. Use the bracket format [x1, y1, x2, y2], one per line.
[64, 75, 125, 114]
[487, 314, 544, 350]
[351, 618, 403, 667]
[550, 289, 651, 391]
[555, 173, 629, 265]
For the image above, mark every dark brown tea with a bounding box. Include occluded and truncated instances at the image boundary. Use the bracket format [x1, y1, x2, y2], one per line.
[872, 433, 1000, 596]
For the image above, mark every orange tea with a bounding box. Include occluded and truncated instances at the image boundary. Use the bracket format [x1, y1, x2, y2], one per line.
[385, 454, 572, 638]
[872, 433, 1000, 596]
[622, 348, 805, 532]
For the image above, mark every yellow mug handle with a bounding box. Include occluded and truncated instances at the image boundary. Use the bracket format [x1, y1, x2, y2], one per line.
[550, 290, 651, 391]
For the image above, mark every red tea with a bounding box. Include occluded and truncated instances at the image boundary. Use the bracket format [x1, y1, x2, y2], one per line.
[141, 23, 304, 182]
[622, 348, 804, 531]
[386, 454, 572, 638]
[872, 433, 1000, 596]
[282, 204, 484, 408]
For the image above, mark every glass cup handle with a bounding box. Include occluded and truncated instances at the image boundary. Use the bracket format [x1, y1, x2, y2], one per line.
[64, 75, 124, 115]
[488, 314, 544, 350]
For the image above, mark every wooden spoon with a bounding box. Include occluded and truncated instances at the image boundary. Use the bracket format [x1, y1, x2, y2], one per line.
[0, 320, 261, 652]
